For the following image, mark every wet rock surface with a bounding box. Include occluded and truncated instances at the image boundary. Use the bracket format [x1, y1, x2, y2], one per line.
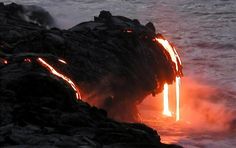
[0, 3, 183, 148]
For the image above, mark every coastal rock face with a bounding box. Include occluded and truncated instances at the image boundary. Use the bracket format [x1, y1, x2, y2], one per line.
[0, 3, 182, 121]
[0, 3, 183, 147]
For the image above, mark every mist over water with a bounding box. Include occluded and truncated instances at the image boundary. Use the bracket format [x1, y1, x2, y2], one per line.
[3, 0, 236, 147]
[139, 77, 236, 147]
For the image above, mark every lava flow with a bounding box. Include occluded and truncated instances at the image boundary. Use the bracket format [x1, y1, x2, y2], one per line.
[155, 37, 182, 72]
[155, 35, 182, 121]
[58, 59, 67, 64]
[37, 58, 81, 100]
[163, 83, 172, 117]
[3, 60, 8, 64]
[175, 77, 181, 121]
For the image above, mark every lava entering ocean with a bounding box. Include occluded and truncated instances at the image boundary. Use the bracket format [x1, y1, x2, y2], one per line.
[155, 35, 182, 121]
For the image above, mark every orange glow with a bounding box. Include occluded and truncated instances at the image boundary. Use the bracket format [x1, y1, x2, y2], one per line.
[3, 60, 8, 64]
[139, 77, 234, 144]
[37, 58, 81, 100]
[58, 59, 67, 64]
[154, 35, 182, 121]
[162, 78, 181, 120]
[155, 37, 182, 72]
[163, 83, 172, 116]
[176, 77, 180, 121]
[24, 58, 31, 63]
[124, 29, 133, 33]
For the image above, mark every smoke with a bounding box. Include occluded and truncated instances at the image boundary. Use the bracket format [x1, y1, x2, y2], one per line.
[2, 3, 56, 28]
[21, 5, 56, 28]
[139, 76, 236, 133]
[80, 73, 147, 122]
[179, 77, 235, 133]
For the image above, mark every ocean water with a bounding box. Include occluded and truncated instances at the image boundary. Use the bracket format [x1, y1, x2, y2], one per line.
[2, 0, 236, 147]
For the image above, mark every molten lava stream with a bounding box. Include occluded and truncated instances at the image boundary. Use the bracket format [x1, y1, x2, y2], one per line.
[163, 83, 172, 117]
[37, 58, 81, 100]
[155, 37, 181, 71]
[162, 78, 181, 121]
[154, 36, 182, 121]
[176, 77, 181, 121]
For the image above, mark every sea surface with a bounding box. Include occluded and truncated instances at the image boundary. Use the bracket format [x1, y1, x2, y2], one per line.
[2, 0, 236, 147]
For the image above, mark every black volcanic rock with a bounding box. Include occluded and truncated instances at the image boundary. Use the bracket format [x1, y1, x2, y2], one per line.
[0, 3, 183, 121]
[0, 3, 183, 147]
[0, 54, 182, 147]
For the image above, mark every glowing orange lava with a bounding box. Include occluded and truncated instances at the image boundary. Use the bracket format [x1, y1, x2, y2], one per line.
[124, 29, 133, 33]
[176, 77, 180, 121]
[155, 37, 182, 72]
[58, 59, 67, 64]
[163, 78, 181, 121]
[155, 36, 182, 121]
[3, 60, 8, 64]
[37, 58, 81, 100]
[163, 83, 172, 117]
[24, 58, 31, 63]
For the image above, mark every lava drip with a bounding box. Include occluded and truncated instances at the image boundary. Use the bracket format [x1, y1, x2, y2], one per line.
[37, 58, 81, 100]
[163, 83, 172, 117]
[175, 77, 181, 121]
[155, 35, 183, 121]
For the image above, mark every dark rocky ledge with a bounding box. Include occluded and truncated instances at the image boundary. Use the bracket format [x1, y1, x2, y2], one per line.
[0, 57, 181, 147]
[0, 3, 183, 148]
